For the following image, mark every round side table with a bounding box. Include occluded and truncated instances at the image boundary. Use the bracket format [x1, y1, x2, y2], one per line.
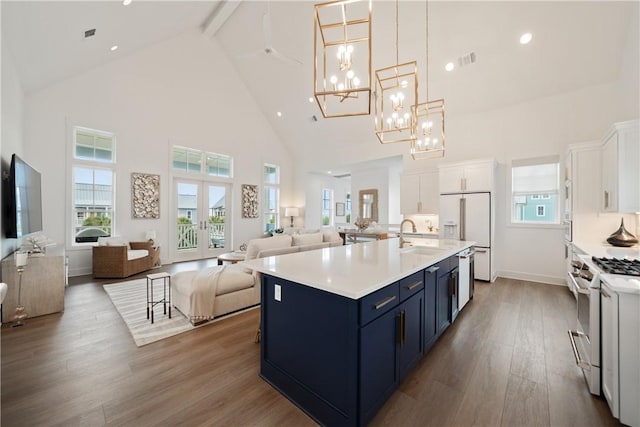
[217, 251, 246, 265]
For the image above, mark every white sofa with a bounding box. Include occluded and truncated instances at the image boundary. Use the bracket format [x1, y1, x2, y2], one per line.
[171, 230, 343, 324]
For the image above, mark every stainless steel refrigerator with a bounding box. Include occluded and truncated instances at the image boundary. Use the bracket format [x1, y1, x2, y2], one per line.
[439, 192, 492, 281]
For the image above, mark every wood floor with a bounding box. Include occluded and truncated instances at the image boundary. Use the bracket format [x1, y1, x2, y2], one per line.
[1, 261, 620, 426]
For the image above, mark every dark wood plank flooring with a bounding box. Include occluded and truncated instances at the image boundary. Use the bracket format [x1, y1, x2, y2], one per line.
[1, 261, 620, 426]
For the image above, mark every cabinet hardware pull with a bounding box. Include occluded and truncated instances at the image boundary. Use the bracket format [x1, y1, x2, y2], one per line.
[568, 330, 591, 369]
[374, 295, 397, 310]
[426, 266, 440, 274]
[604, 191, 609, 209]
[407, 281, 422, 290]
[600, 287, 611, 298]
[401, 310, 406, 346]
[475, 248, 488, 253]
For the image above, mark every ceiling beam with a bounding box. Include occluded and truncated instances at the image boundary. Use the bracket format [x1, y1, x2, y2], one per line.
[202, 0, 242, 38]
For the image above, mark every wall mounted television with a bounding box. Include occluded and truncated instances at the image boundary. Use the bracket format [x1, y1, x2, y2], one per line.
[4, 153, 43, 238]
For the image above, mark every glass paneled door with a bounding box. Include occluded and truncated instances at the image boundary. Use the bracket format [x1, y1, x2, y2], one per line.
[173, 179, 231, 262]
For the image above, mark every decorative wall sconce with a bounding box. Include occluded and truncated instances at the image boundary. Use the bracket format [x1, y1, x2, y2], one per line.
[410, 98, 445, 160]
[314, 0, 372, 118]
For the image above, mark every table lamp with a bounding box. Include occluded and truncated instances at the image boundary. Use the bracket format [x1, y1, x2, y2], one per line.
[146, 230, 156, 244]
[284, 207, 299, 228]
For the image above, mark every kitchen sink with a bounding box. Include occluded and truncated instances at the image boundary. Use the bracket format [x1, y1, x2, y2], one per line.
[400, 245, 442, 256]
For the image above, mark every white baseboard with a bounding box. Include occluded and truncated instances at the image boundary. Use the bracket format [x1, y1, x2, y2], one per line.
[496, 270, 566, 286]
[69, 267, 92, 277]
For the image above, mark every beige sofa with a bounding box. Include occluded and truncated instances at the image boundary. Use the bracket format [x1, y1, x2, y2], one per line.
[171, 230, 343, 324]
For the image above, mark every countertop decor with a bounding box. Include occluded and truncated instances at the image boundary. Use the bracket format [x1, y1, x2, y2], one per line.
[606, 218, 638, 247]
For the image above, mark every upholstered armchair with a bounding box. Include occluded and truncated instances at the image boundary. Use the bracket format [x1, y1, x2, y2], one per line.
[92, 238, 154, 278]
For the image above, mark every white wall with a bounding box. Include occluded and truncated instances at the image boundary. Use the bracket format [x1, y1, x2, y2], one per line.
[22, 30, 294, 276]
[0, 42, 24, 261]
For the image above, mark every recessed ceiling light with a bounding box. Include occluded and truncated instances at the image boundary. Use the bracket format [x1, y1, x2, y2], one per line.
[277, 111, 282, 117]
[520, 32, 533, 45]
[110, 45, 119, 52]
[122, 0, 133, 5]
[327, 171, 332, 174]
[445, 62, 455, 72]
[308, 97, 314, 103]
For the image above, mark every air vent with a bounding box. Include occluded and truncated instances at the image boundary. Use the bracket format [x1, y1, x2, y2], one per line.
[457, 52, 477, 68]
[84, 28, 96, 39]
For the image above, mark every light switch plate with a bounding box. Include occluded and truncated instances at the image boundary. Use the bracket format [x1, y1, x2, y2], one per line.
[274, 284, 281, 301]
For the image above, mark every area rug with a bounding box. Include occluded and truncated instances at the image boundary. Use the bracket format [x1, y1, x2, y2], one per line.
[103, 279, 256, 347]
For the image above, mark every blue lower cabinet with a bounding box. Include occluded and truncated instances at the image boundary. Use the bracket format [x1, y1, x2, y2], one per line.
[424, 266, 439, 352]
[437, 269, 452, 335]
[260, 262, 448, 427]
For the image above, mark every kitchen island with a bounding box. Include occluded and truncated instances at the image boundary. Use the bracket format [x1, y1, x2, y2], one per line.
[242, 238, 474, 426]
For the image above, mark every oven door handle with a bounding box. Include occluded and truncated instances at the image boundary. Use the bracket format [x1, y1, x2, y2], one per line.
[568, 330, 591, 369]
[567, 272, 591, 295]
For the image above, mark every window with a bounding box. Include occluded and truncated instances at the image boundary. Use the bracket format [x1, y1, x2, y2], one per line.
[172, 147, 234, 179]
[322, 188, 334, 226]
[205, 152, 233, 178]
[72, 126, 116, 243]
[511, 156, 559, 224]
[346, 192, 352, 223]
[263, 164, 280, 232]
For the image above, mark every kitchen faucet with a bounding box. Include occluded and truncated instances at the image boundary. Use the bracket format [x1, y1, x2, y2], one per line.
[399, 219, 417, 248]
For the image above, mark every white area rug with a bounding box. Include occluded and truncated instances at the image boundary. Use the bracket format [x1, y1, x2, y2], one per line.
[103, 279, 257, 347]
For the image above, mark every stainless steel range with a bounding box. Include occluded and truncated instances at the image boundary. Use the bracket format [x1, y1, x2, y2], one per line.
[568, 256, 601, 395]
[591, 257, 640, 276]
[569, 255, 640, 396]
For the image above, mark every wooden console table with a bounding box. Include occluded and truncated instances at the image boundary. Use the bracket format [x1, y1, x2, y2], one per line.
[1, 253, 65, 323]
[339, 230, 388, 245]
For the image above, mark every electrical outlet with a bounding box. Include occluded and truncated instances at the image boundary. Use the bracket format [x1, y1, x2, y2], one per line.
[274, 284, 281, 301]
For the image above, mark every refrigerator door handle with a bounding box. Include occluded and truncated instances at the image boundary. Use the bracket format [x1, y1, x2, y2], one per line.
[459, 197, 466, 240]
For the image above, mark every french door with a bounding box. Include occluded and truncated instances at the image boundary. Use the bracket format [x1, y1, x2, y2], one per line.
[173, 179, 231, 262]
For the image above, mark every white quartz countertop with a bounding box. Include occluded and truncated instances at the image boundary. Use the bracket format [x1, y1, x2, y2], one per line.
[241, 238, 474, 299]
[572, 240, 640, 259]
[601, 274, 640, 295]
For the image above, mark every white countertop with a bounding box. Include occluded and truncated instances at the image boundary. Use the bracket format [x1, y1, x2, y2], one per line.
[572, 240, 640, 259]
[601, 274, 640, 295]
[241, 238, 475, 300]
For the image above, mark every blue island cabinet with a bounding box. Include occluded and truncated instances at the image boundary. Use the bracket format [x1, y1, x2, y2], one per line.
[260, 269, 424, 427]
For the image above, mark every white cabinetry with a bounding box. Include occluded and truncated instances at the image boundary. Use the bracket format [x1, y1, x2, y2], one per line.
[400, 171, 438, 214]
[601, 120, 640, 213]
[600, 279, 640, 427]
[439, 159, 495, 194]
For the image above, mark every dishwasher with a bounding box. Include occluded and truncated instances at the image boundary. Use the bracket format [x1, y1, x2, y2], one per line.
[457, 248, 475, 310]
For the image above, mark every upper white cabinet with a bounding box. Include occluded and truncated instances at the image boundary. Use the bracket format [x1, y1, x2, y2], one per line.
[601, 120, 640, 213]
[400, 171, 438, 214]
[439, 159, 496, 194]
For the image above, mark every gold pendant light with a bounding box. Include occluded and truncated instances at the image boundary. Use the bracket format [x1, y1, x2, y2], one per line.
[314, 0, 372, 118]
[374, 0, 418, 144]
[410, 0, 446, 160]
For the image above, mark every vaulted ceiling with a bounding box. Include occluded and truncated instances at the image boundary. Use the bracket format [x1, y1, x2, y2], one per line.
[2, 1, 636, 174]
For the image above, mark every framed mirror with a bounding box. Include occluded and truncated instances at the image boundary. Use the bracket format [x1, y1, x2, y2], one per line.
[359, 189, 378, 222]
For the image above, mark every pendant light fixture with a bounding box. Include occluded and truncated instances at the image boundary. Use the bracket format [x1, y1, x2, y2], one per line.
[410, 0, 446, 160]
[373, 0, 418, 144]
[314, 0, 372, 118]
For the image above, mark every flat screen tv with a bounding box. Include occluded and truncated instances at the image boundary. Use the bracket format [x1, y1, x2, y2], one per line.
[4, 153, 43, 238]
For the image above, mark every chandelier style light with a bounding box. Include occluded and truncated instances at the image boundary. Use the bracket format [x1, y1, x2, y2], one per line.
[374, 0, 418, 144]
[314, 0, 372, 118]
[410, 0, 445, 159]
